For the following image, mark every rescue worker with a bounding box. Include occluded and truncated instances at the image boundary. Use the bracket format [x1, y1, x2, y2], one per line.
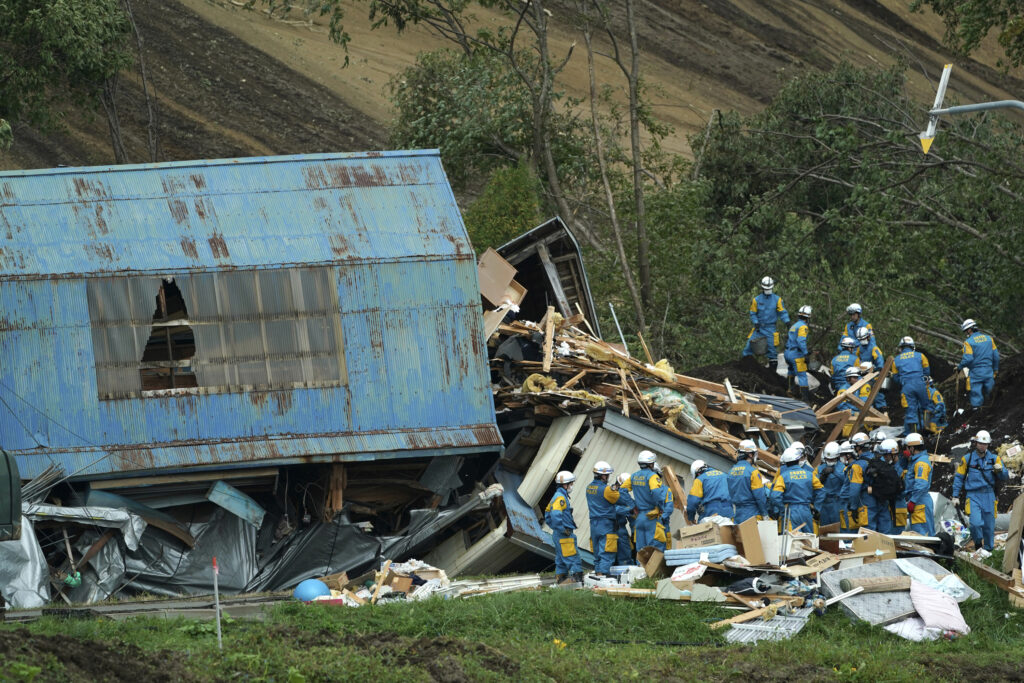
[728, 439, 769, 523]
[837, 440, 855, 530]
[830, 337, 859, 392]
[904, 433, 934, 535]
[742, 276, 789, 372]
[614, 472, 636, 565]
[839, 303, 873, 350]
[586, 461, 620, 576]
[835, 366, 862, 414]
[957, 319, 1000, 408]
[545, 471, 582, 583]
[856, 327, 887, 411]
[923, 377, 948, 434]
[891, 336, 930, 436]
[654, 463, 675, 548]
[784, 305, 813, 404]
[686, 459, 732, 523]
[769, 446, 826, 532]
[631, 450, 669, 551]
[845, 432, 872, 530]
[816, 442, 845, 527]
[862, 439, 900, 533]
[893, 442, 910, 530]
[952, 430, 1008, 552]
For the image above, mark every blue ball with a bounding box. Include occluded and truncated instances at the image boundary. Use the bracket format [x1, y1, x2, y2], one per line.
[293, 578, 331, 602]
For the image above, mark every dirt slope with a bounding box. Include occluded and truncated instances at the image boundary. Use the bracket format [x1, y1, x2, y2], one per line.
[3, 0, 1024, 169]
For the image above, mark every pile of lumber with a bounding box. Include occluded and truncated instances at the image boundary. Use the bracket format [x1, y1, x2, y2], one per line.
[813, 358, 893, 442]
[489, 309, 785, 470]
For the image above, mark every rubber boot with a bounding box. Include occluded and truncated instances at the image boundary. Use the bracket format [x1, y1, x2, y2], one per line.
[787, 375, 796, 397]
[555, 573, 566, 583]
[768, 359, 778, 374]
[570, 572, 584, 584]
[800, 386, 813, 406]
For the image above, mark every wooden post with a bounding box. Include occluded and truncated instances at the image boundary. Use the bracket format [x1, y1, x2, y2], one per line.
[846, 358, 893, 436]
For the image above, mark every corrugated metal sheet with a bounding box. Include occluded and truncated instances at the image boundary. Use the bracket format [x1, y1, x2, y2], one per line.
[0, 151, 470, 279]
[517, 414, 586, 506]
[0, 152, 501, 480]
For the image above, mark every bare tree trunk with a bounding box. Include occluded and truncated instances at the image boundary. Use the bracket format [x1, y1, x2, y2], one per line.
[624, 0, 651, 307]
[581, 22, 646, 333]
[691, 109, 719, 180]
[123, 0, 159, 162]
[100, 76, 127, 163]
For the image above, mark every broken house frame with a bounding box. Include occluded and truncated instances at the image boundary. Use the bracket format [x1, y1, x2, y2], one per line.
[0, 151, 507, 605]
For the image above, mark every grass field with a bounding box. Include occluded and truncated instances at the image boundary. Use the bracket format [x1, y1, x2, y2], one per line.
[2, 560, 1023, 682]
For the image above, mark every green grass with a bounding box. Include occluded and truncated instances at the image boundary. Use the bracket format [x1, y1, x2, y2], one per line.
[3, 562, 1024, 682]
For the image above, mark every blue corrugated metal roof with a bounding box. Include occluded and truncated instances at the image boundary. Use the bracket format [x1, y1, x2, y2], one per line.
[0, 151, 471, 278]
[0, 152, 501, 480]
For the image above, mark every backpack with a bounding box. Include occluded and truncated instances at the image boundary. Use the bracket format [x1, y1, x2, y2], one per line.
[864, 458, 903, 501]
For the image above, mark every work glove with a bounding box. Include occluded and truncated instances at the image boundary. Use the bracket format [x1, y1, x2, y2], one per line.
[951, 497, 961, 509]
[906, 501, 916, 514]
[994, 461, 1003, 471]
[866, 486, 873, 496]
[812, 508, 820, 521]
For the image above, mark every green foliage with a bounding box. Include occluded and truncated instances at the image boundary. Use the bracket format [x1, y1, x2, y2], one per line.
[0, 119, 11, 152]
[464, 161, 543, 253]
[0, 660, 42, 682]
[911, 0, 1024, 68]
[0, 0, 132, 129]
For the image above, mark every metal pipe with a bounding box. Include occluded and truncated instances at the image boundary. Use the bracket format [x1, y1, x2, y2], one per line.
[931, 100, 1024, 116]
[608, 302, 628, 351]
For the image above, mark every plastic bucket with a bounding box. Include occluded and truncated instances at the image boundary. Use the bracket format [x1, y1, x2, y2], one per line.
[750, 336, 768, 356]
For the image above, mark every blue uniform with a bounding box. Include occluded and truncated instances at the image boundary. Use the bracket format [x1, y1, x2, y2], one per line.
[614, 485, 636, 565]
[728, 460, 769, 523]
[686, 468, 733, 522]
[892, 349, 931, 434]
[631, 468, 669, 551]
[905, 451, 933, 535]
[860, 453, 894, 533]
[784, 320, 810, 388]
[768, 464, 826, 532]
[845, 455, 876, 530]
[544, 486, 581, 576]
[816, 461, 845, 526]
[839, 461, 854, 530]
[858, 341, 887, 409]
[586, 477, 621, 574]
[893, 457, 909, 529]
[953, 449, 1009, 551]
[958, 332, 1000, 408]
[742, 292, 789, 358]
[839, 318, 873, 351]
[924, 386, 947, 433]
[830, 350, 859, 391]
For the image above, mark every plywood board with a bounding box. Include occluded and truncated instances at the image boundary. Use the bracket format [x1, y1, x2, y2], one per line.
[478, 248, 517, 307]
[518, 414, 587, 506]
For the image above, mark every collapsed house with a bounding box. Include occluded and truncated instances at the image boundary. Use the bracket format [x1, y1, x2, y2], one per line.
[0, 151, 505, 607]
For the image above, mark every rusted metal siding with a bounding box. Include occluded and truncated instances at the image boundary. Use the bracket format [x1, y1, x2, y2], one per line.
[0, 151, 471, 279]
[0, 152, 501, 480]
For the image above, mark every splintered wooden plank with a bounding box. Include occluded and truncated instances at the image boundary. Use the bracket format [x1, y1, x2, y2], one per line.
[542, 305, 555, 373]
[662, 465, 690, 527]
[846, 358, 893, 436]
[815, 371, 878, 416]
[517, 414, 588, 506]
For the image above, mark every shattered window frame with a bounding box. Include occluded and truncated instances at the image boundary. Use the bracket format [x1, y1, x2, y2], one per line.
[86, 267, 347, 400]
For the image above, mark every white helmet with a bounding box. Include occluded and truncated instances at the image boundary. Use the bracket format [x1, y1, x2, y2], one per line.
[961, 318, 977, 333]
[839, 440, 854, 456]
[690, 459, 707, 477]
[798, 305, 812, 317]
[858, 361, 873, 374]
[856, 327, 872, 343]
[555, 471, 575, 485]
[878, 439, 899, 456]
[905, 433, 924, 448]
[781, 446, 803, 464]
[899, 336, 915, 350]
[846, 303, 862, 315]
[845, 365, 861, 380]
[973, 430, 992, 445]
[617, 472, 631, 486]
[637, 450, 657, 465]
[851, 432, 869, 447]
[593, 460, 614, 476]
[760, 276, 775, 291]
[840, 336, 857, 350]
[823, 441, 841, 461]
[737, 439, 757, 456]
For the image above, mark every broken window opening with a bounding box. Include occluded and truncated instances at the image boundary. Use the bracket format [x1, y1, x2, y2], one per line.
[140, 278, 198, 391]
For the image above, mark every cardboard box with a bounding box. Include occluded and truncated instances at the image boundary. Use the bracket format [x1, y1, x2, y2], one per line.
[737, 517, 780, 566]
[674, 522, 735, 549]
[384, 570, 414, 594]
[852, 528, 897, 563]
[321, 571, 349, 591]
[637, 547, 668, 580]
